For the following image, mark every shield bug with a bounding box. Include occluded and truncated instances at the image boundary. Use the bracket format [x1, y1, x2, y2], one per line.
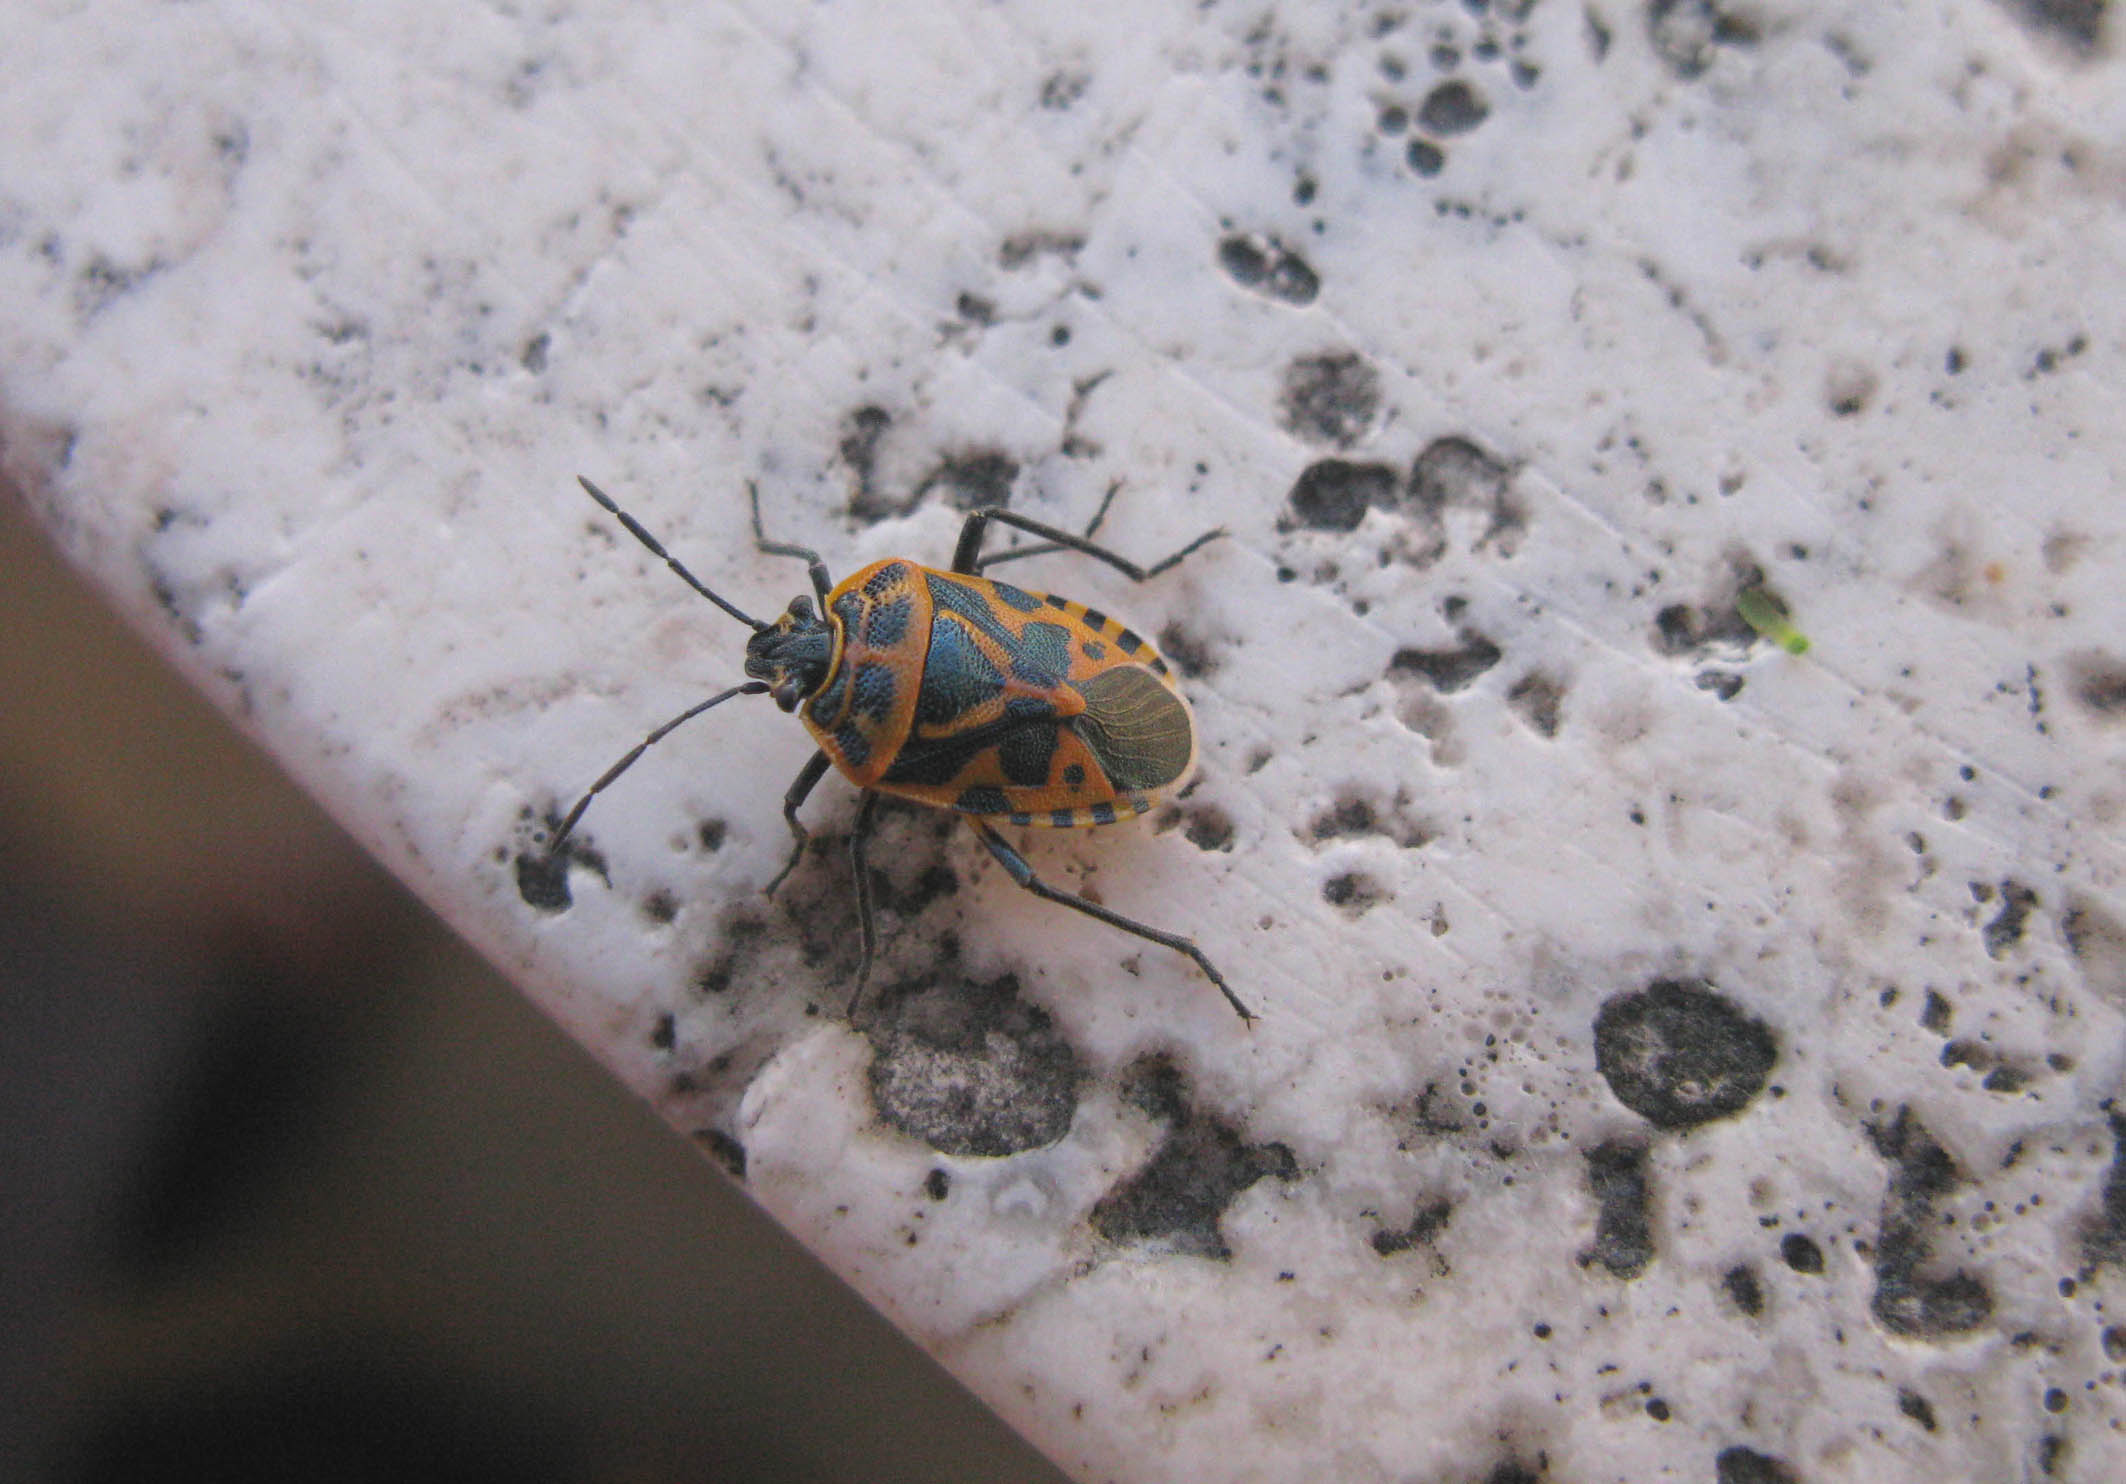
[545, 477, 1253, 1022]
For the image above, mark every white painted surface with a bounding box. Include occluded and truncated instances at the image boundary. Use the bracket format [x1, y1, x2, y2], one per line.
[5, 2, 2124, 1478]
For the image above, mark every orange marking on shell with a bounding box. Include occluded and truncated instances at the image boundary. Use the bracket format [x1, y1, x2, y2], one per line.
[801, 559, 931, 787]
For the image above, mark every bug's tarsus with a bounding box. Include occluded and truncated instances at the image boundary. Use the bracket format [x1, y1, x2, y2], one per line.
[577, 476, 767, 632]
[765, 750, 830, 897]
[966, 819, 1256, 1024]
[1141, 525, 1227, 578]
[547, 681, 771, 855]
[1082, 478, 1122, 541]
[846, 791, 883, 1016]
[748, 481, 834, 604]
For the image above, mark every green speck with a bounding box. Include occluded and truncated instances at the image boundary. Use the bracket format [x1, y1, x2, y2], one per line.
[1737, 587, 1810, 654]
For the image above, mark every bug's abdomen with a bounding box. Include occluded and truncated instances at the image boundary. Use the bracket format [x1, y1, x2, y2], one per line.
[869, 570, 1197, 826]
[801, 559, 931, 785]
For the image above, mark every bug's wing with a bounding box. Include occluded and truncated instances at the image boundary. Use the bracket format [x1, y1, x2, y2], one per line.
[1070, 665, 1194, 792]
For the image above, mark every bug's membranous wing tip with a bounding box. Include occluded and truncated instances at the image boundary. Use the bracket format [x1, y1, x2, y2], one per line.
[1073, 666, 1193, 792]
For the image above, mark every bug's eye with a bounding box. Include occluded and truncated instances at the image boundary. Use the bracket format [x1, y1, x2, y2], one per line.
[786, 595, 815, 622]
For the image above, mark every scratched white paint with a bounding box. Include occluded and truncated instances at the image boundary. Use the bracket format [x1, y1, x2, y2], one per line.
[5, 2, 2125, 1479]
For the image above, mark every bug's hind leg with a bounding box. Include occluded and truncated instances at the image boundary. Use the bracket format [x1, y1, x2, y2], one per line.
[966, 819, 1255, 1023]
[952, 490, 1225, 581]
[764, 750, 831, 896]
[846, 791, 883, 1016]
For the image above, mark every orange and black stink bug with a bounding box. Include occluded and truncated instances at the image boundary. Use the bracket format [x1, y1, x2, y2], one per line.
[546, 477, 1254, 1022]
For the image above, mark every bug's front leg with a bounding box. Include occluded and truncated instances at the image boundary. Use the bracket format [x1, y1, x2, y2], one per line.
[764, 750, 830, 896]
[966, 819, 1255, 1023]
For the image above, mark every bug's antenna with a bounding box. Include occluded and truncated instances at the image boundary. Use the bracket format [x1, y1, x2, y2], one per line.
[577, 477, 767, 632]
[547, 681, 772, 854]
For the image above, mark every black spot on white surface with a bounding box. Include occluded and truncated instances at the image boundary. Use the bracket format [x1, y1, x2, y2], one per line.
[1647, 0, 1760, 80]
[1304, 792, 1431, 850]
[866, 973, 1082, 1158]
[1471, 1458, 1544, 1484]
[1406, 435, 1521, 558]
[514, 808, 606, 914]
[694, 1127, 746, 1180]
[1714, 1447, 1797, 1484]
[74, 252, 167, 322]
[514, 849, 572, 912]
[839, 404, 895, 522]
[1897, 1387, 1938, 1431]
[1593, 979, 1776, 1129]
[1038, 69, 1089, 109]
[1217, 232, 1320, 305]
[1995, 0, 2106, 53]
[2061, 896, 2126, 1007]
[2065, 653, 2126, 719]
[1283, 458, 1398, 531]
[1089, 1056, 1297, 1260]
[1389, 630, 1503, 693]
[1371, 1195, 1453, 1258]
[825, 800, 962, 931]
[1155, 619, 1217, 679]
[1824, 358, 1878, 416]
[913, 449, 1019, 514]
[1652, 595, 1760, 658]
[1581, 1139, 1653, 1278]
[1721, 1263, 1764, 1316]
[1279, 351, 1381, 448]
[1867, 1108, 1994, 1338]
[1156, 802, 1235, 853]
[693, 912, 769, 997]
[1309, 796, 1379, 843]
[1322, 870, 1388, 915]
[1506, 671, 1563, 737]
[1981, 878, 2038, 959]
[1938, 1037, 2037, 1095]
[2083, 1112, 2126, 1271]
[997, 230, 1085, 269]
[1416, 79, 1488, 135]
[1779, 1232, 1824, 1274]
[1694, 670, 1745, 702]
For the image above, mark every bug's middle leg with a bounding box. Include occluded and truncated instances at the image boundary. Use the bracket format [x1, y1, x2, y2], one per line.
[764, 749, 830, 896]
[966, 819, 1255, 1023]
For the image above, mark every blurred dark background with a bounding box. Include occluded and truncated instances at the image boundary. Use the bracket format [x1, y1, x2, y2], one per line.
[0, 486, 1063, 1484]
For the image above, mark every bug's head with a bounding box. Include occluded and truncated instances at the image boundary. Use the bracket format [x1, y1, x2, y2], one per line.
[743, 595, 834, 711]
